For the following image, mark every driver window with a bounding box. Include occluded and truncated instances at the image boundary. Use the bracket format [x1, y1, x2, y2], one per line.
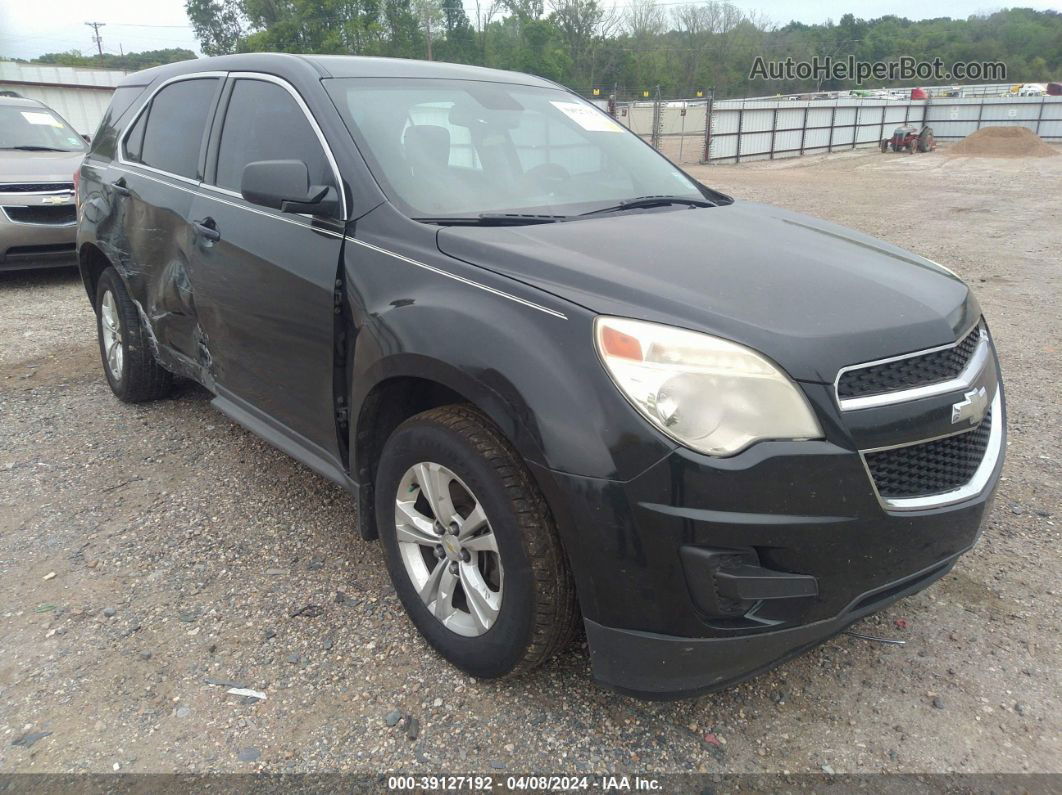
[214, 79, 333, 193]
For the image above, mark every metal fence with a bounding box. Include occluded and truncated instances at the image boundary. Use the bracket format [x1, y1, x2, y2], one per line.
[614, 94, 1062, 165]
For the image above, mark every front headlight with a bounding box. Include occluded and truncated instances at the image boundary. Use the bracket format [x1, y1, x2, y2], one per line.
[594, 317, 823, 456]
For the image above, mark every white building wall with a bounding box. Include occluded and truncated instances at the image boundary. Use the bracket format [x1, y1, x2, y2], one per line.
[0, 61, 126, 135]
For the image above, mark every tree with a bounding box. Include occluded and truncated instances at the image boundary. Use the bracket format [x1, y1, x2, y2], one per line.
[384, 0, 423, 58]
[413, 0, 443, 59]
[31, 48, 196, 70]
[176, 3, 1062, 99]
[185, 0, 244, 56]
[549, 0, 615, 88]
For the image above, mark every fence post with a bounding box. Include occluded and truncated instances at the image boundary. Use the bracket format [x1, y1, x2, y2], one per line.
[769, 106, 778, 159]
[650, 85, 662, 151]
[701, 90, 714, 164]
[852, 104, 859, 149]
[735, 102, 744, 163]
[1036, 96, 1046, 134]
[799, 104, 809, 155]
[879, 103, 886, 146]
[827, 103, 836, 153]
[975, 94, 984, 133]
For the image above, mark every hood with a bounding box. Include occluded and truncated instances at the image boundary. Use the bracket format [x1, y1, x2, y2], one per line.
[0, 150, 85, 183]
[436, 201, 977, 383]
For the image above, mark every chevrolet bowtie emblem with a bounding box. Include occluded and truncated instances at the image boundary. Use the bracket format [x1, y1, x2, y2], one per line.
[951, 386, 988, 426]
[41, 194, 72, 205]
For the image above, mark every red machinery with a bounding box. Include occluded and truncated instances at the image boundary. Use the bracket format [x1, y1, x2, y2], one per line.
[881, 124, 936, 153]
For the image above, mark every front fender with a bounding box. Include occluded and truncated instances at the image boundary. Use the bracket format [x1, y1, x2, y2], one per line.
[343, 221, 675, 483]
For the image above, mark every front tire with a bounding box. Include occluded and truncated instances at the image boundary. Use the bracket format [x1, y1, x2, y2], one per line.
[375, 405, 578, 679]
[95, 267, 173, 403]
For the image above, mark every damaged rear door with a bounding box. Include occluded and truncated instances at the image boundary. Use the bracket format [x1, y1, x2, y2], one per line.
[187, 74, 347, 467]
[111, 75, 223, 372]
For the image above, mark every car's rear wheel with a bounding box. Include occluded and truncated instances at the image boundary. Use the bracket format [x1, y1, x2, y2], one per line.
[95, 267, 173, 403]
[375, 404, 578, 679]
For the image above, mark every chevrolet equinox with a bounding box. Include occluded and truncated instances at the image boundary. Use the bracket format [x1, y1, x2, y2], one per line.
[76, 55, 1005, 699]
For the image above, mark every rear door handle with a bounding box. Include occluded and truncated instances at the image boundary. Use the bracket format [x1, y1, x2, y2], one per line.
[111, 177, 130, 197]
[193, 217, 221, 243]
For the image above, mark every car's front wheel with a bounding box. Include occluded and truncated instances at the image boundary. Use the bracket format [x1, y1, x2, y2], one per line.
[95, 267, 173, 403]
[375, 405, 578, 679]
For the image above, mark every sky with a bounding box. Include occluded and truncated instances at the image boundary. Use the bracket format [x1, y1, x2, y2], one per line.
[1, 0, 1060, 61]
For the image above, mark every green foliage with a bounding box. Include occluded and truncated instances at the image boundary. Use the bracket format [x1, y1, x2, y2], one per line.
[27, 49, 197, 71]
[176, 3, 1062, 98]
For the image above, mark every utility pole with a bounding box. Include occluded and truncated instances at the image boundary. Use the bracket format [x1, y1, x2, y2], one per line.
[85, 21, 106, 64]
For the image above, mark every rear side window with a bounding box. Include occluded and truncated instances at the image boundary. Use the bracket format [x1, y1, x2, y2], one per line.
[133, 78, 219, 179]
[123, 111, 147, 162]
[214, 79, 333, 193]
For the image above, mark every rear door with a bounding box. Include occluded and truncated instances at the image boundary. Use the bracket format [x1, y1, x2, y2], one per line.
[111, 75, 222, 369]
[188, 74, 346, 464]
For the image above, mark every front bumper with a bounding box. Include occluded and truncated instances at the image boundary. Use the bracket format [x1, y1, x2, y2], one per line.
[585, 551, 963, 699]
[0, 205, 77, 270]
[533, 385, 1003, 699]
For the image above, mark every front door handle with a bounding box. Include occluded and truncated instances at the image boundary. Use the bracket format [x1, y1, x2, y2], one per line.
[193, 217, 221, 243]
[111, 177, 130, 197]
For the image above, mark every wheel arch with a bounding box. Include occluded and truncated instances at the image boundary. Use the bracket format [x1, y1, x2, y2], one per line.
[349, 354, 551, 542]
[78, 242, 114, 309]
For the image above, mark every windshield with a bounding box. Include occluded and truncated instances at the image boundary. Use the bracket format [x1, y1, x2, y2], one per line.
[0, 105, 87, 152]
[325, 78, 710, 219]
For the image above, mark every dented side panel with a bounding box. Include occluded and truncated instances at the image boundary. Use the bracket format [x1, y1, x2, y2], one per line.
[104, 168, 210, 382]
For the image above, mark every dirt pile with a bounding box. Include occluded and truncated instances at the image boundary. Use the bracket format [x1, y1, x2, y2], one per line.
[949, 125, 1059, 158]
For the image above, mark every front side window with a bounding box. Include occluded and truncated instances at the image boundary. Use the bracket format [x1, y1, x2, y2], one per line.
[214, 79, 333, 193]
[134, 78, 219, 179]
[0, 104, 86, 152]
[324, 78, 705, 218]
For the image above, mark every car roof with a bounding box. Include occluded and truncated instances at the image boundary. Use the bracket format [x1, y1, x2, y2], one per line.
[117, 53, 560, 91]
[0, 95, 46, 108]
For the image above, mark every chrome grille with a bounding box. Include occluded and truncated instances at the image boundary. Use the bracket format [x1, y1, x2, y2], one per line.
[838, 323, 983, 400]
[0, 182, 75, 194]
[865, 409, 994, 501]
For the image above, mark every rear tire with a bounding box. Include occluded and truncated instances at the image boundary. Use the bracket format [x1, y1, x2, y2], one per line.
[95, 267, 173, 403]
[375, 404, 578, 679]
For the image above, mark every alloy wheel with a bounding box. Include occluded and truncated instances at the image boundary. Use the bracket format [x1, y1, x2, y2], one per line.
[394, 462, 503, 637]
[100, 290, 124, 381]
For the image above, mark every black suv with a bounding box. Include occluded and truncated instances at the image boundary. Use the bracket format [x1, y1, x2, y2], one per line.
[77, 54, 1004, 699]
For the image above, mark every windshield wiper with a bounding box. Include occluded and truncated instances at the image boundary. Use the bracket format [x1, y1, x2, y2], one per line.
[3, 145, 71, 152]
[580, 195, 716, 216]
[415, 213, 568, 226]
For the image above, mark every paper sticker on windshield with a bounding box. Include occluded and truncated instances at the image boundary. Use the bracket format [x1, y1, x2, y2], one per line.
[21, 111, 62, 127]
[550, 101, 623, 132]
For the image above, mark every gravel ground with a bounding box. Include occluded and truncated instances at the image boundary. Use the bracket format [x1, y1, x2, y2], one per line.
[0, 147, 1059, 777]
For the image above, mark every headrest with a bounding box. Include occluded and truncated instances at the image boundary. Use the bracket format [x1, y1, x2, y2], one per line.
[403, 125, 451, 169]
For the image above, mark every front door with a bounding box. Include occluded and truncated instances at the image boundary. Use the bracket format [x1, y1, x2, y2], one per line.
[188, 75, 346, 463]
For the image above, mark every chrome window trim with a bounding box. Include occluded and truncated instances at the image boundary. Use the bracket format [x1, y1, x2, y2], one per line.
[115, 70, 347, 220]
[0, 206, 77, 227]
[860, 388, 1002, 512]
[215, 72, 348, 220]
[344, 236, 568, 320]
[116, 70, 227, 184]
[835, 321, 988, 411]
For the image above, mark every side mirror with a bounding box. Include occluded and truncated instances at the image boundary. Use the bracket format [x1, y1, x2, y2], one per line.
[240, 159, 339, 217]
